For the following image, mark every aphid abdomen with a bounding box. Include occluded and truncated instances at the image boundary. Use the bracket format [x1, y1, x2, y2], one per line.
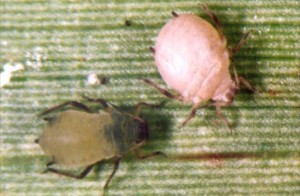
[39, 110, 115, 167]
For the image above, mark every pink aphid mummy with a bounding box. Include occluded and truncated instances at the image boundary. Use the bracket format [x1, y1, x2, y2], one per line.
[144, 5, 254, 129]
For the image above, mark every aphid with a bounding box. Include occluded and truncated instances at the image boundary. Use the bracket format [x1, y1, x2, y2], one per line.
[144, 5, 254, 129]
[35, 96, 165, 194]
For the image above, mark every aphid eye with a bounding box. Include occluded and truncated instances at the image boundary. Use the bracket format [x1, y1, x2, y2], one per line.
[136, 122, 149, 143]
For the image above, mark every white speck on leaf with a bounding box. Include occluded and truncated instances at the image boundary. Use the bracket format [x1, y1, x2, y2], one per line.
[140, 93, 147, 99]
[1, 40, 8, 46]
[87, 73, 101, 85]
[111, 44, 119, 51]
[0, 62, 24, 88]
[25, 46, 47, 69]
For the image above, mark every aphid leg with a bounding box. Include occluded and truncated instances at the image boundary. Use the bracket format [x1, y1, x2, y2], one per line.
[46, 160, 55, 167]
[213, 102, 233, 133]
[42, 117, 54, 121]
[179, 103, 201, 127]
[230, 30, 252, 56]
[142, 78, 180, 100]
[230, 30, 256, 92]
[82, 95, 109, 109]
[149, 46, 155, 54]
[239, 76, 256, 92]
[171, 11, 178, 17]
[201, 5, 225, 40]
[43, 164, 94, 179]
[231, 57, 241, 88]
[133, 101, 165, 117]
[231, 58, 255, 92]
[134, 148, 167, 159]
[38, 101, 92, 117]
[103, 157, 121, 194]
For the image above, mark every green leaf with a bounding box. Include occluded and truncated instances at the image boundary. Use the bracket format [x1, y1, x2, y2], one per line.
[1, 0, 299, 195]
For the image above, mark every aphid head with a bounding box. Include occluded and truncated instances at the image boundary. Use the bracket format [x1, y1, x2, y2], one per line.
[224, 82, 239, 104]
[122, 117, 149, 145]
[212, 79, 238, 105]
[136, 121, 149, 143]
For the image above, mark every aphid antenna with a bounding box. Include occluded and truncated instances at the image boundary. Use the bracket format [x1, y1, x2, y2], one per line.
[171, 11, 178, 17]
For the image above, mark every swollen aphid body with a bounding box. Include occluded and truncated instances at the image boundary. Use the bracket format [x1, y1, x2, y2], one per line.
[36, 97, 165, 194]
[144, 5, 254, 129]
